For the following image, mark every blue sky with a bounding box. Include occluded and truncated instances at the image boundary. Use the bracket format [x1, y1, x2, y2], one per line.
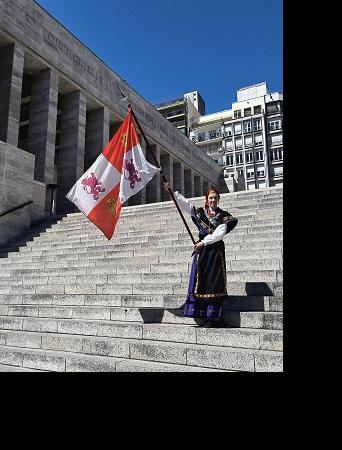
[35, 0, 283, 114]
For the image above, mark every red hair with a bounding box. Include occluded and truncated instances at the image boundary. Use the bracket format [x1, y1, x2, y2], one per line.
[204, 187, 220, 209]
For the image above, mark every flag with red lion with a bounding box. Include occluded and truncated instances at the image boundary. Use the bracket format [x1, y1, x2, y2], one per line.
[66, 107, 160, 239]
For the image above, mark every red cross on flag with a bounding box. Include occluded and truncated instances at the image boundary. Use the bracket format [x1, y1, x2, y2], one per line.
[66, 107, 160, 239]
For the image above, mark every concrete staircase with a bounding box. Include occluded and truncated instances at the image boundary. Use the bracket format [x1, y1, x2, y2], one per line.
[0, 186, 283, 372]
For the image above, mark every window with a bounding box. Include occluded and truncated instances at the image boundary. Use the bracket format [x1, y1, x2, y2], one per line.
[253, 118, 262, 131]
[198, 132, 206, 142]
[270, 148, 283, 161]
[254, 105, 262, 114]
[244, 135, 253, 147]
[246, 167, 254, 179]
[226, 155, 234, 166]
[234, 123, 242, 135]
[225, 139, 233, 150]
[238, 169, 244, 178]
[236, 153, 244, 165]
[246, 151, 254, 163]
[234, 110, 241, 119]
[224, 125, 232, 136]
[244, 108, 252, 117]
[255, 150, 264, 161]
[244, 121, 252, 133]
[209, 130, 218, 139]
[273, 166, 283, 177]
[255, 134, 263, 146]
[268, 120, 282, 131]
[235, 137, 243, 149]
[270, 133, 283, 146]
[257, 169, 265, 178]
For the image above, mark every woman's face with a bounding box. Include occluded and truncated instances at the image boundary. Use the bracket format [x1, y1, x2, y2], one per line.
[207, 191, 219, 210]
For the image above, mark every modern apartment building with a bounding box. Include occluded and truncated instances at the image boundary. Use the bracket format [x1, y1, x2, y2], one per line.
[158, 82, 283, 191]
[155, 91, 206, 137]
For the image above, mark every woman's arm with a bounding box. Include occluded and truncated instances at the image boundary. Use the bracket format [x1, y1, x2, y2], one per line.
[201, 223, 227, 245]
[164, 182, 195, 216]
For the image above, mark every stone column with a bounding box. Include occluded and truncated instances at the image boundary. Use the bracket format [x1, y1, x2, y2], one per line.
[194, 174, 202, 197]
[203, 180, 209, 195]
[0, 43, 24, 146]
[173, 160, 184, 194]
[57, 91, 87, 214]
[85, 107, 110, 171]
[27, 68, 59, 215]
[184, 168, 194, 198]
[146, 143, 160, 204]
[160, 152, 173, 201]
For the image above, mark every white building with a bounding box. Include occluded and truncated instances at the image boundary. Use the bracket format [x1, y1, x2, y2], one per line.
[189, 82, 283, 191]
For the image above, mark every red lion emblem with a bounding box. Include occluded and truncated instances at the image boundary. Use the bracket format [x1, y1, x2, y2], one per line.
[123, 158, 141, 189]
[81, 172, 105, 200]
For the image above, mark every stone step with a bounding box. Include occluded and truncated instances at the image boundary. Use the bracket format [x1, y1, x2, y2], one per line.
[0, 344, 231, 372]
[28, 224, 284, 244]
[0, 258, 283, 279]
[0, 316, 282, 349]
[0, 330, 283, 371]
[0, 269, 283, 291]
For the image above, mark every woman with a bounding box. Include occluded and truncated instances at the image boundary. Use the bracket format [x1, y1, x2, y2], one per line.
[165, 183, 238, 328]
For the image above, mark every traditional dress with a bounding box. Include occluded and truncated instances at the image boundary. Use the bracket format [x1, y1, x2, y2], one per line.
[174, 191, 238, 319]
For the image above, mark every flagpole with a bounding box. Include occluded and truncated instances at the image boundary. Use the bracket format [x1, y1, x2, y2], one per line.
[129, 105, 197, 245]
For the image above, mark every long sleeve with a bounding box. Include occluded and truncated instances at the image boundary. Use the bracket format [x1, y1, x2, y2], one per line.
[202, 223, 227, 245]
[173, 191, 195, 216]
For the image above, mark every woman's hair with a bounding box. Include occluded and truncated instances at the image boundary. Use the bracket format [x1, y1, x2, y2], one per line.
[204, 187, 220, 208]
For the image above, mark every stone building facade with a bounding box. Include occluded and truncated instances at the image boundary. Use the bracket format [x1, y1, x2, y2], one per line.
[0, 0, 223, 245]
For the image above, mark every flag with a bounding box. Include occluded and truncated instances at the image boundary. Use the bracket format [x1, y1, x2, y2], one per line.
[66, 107, 160, 239]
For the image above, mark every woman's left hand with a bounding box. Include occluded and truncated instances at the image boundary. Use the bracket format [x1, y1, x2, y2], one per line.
[194, 241, 204, 251]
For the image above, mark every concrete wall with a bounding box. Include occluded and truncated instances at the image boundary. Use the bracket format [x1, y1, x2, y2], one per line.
[0, 141, 35, 245]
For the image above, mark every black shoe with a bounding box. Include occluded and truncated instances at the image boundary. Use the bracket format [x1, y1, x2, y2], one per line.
[201, 319, 215, 328]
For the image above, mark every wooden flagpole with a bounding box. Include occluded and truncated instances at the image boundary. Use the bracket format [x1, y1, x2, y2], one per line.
[128, 105, 197, 245]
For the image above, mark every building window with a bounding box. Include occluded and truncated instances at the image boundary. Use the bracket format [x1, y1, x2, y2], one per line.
[209, 130, 218, 139]
[235, 137, 243, 149]
[257, 169, 265, 178]
[226, 155, 234, 166]
[234, 110, 241, 119]
[255, 134, 263, 146]
[246, 168, 254, 179]
[254, 105, 262, 114]
[270, 148, 283, 161]
[198, 132, 206, 142]
[237, 169, 244, 178]
[244, 135, 253, 147]
[246, 151, 254, 163]
[244, 108, 252, 117]
[268, 120, 282, 131]
[236, 153, 244, 165]
[244, 121, 252, 133]
[224, 125, 232, 136]
[225, 139, 233, 150]
[255, 150, 264, 161]
[270, 133, 283, 146]
[253, 118, 262, 131]
[234, 123, 242, 135]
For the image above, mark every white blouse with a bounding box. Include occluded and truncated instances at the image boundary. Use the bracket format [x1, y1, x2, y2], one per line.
[173, 191, 227, 246]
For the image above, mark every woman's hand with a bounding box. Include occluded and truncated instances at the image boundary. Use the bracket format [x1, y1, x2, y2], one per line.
[194, 241, 204, 251]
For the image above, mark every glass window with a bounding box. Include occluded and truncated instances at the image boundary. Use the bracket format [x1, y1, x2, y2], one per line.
[244, 135, 253, 147]
[254, 105, 262, 114]
[234, 110, 242, 119]
[236, 153, 244, 165]
[244, 108, 252, 117]
[253, 119, 262, 131]
[226, 155, 234, 166]
[255, 150, 264, 161]
[235, 137, 243, 149]
[244, 121, 252, 133]
[234, 123, 242, 134]
[209, 130, 218, 139]
[255, 134, 263, 145]
[246, 151, 254, 163]
[198, 132, 206, 142]
[225, 139, 233, 150]
[224, 125, 232, 136]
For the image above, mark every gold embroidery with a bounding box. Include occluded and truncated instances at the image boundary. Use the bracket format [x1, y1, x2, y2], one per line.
[120, 133, 128, 148]
[106, 197, 117, 216]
